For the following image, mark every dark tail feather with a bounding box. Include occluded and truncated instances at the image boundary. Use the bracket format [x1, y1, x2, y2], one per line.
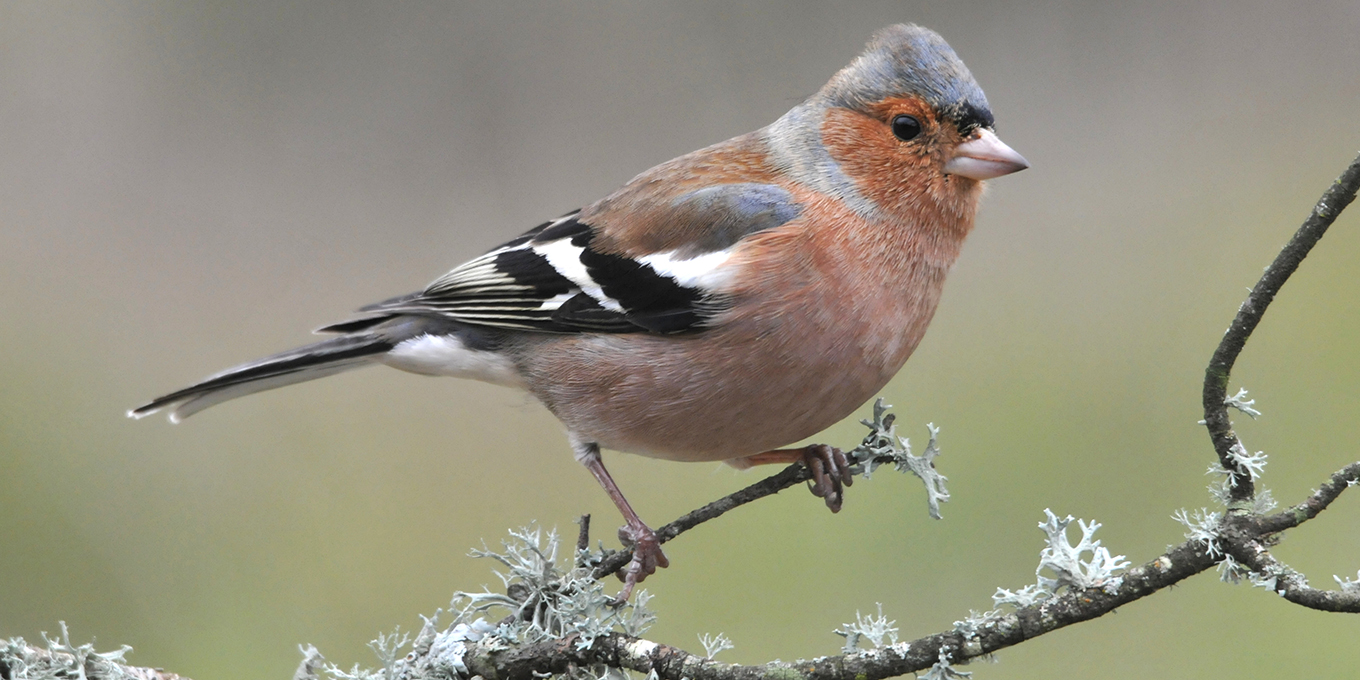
[129, 333, 393, 423]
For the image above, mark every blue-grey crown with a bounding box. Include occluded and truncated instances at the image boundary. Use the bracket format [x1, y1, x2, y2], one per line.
[822, 24, 994, 132]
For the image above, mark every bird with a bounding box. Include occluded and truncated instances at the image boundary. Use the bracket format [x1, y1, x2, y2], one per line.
[130, 23, 1027, 600]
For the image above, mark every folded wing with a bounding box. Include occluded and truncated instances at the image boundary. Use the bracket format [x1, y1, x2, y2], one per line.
[320, 182, 803, 336]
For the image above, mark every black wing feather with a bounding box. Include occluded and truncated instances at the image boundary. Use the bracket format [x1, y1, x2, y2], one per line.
[318, 213, 718, 335]
[318, 181, 805, 337]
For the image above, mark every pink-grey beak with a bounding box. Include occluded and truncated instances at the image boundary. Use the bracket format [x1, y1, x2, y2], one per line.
[943, 128, 1029, 180]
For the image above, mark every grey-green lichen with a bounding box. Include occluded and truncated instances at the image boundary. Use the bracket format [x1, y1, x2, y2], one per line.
[697, 633, 734, 660]
[849, 399, 950, 519]
[295, 525, 656, 680]
[1180, 430, 1283, 588]
[760, 664, 807, 680]
[833, 604, 898, 653]
[1, 622, 140, 680]
[954, 509, 1129, 638]
[1172, 508, 1223, 558]
[1333, 571, 1360, 595]
[920, 647, 970, 680]
[1223, 387, 1262, 419]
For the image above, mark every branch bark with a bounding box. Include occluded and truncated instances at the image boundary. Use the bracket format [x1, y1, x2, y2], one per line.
[1201, 153, 1360, 502]
[592, 461, 815, 581]
[469, 539, 1222, 680]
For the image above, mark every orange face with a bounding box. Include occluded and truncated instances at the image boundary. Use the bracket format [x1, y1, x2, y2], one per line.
[819, 96, 983, 225]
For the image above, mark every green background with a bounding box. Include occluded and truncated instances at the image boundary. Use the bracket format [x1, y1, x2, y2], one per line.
[3, 1, 1358, 678]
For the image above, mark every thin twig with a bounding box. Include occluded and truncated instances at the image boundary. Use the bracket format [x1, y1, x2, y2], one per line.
[1202, 152, 1360, 502]
[593, 462, 814, 580]
[576, 514, 591, 553]
[1224, 537, 1360, 613]
[1255, 461, 1360, 534]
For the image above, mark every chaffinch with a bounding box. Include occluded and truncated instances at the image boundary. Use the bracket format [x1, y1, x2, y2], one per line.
[132, 24, 1027, 598]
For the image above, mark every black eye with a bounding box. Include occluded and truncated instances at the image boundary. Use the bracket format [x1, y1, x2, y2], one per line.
[891, 115, 921, 141]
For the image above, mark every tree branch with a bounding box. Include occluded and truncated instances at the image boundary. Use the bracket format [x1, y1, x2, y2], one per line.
[1212, 461, 1360, 613]
[1223, 537, 1360, 613]
[453, 446, 1359, 680]
[469, 538, 1222, 680]
[592, 461, 814, 580]
[1201, 152, 1360, 502]
[1256, 461, 1360, 534]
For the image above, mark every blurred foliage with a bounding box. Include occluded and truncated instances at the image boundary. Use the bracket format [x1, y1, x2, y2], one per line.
[2, 1, 1358, 679]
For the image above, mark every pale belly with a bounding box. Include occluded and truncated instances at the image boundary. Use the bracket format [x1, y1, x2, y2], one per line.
[510, 323, 922, 462]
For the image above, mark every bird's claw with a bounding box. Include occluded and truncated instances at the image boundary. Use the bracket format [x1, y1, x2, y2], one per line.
[615, 522, 668, 602]
[803, 443, 853, 513]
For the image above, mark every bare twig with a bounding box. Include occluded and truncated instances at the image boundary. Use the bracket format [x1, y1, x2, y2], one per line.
[593, 462, 814, 580]
[1202, 152, 1360, 502]
[576, 514, 591, 553]
[1224, 537, 1360, 612]
[1256, 461, 1360, 534]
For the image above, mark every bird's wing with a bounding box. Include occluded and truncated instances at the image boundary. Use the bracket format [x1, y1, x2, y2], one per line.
[318, 182, 803, 336]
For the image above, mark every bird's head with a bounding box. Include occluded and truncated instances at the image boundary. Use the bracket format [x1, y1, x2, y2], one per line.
[766, 24, 1026, 225]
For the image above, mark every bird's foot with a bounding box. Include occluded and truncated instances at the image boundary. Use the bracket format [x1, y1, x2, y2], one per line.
[615, 521, 668, 602]
[727, 444, 855, 512]
[802, 443, 853, 513]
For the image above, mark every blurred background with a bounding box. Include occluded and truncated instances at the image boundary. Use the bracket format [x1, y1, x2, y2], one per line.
[3, 1, 1359, 678]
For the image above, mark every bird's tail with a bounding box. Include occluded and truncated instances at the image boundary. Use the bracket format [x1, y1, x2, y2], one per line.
[129, 333, 393, 423]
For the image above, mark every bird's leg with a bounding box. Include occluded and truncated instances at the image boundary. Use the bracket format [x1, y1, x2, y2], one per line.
[730, 444, 853, 513]
[573, 442, 668, 601]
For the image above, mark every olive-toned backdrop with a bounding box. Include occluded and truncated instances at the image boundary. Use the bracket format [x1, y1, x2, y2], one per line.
[3, 2, 1358, 678]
